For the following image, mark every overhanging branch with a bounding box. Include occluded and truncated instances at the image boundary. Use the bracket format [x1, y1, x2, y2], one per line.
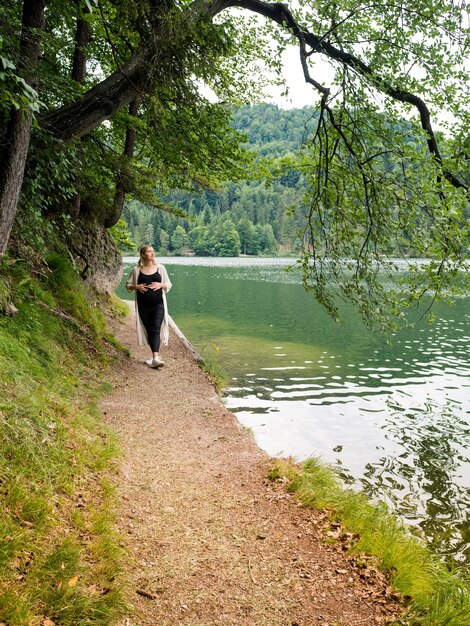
[227, 0, 466, 191]
[40, 0, 466, 192]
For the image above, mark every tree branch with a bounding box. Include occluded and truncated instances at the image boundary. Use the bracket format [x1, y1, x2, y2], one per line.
[39, 0, 466, 192]
[40, 47, 148, 139]
[228, 0, 466, 190]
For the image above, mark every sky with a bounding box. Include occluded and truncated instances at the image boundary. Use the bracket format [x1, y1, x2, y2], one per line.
[264, 42, 466, 134]
[197, 46, 331, 111]
[265, 45, 335, 110]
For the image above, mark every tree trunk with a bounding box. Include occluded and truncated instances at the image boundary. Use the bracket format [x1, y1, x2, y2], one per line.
[0, 0, 45, 257]
[40, 48, 148, 140]
[70, 1, 92, 218]
[66, 215, 123, 294]
[71, 3, 91, 84]
[105, 99, 140, 229]
[0, 109, 33, 257]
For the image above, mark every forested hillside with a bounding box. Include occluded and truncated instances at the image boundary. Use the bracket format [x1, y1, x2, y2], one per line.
[122, 104, 318, 256]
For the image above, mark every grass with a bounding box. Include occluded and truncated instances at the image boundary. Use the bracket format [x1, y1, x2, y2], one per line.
[0, 252, 128, 625]
[200, 343, 228, 391]
[269, 457, 470, 626]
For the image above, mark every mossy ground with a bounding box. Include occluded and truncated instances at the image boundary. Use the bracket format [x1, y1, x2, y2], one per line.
[0, 251, 128, 625]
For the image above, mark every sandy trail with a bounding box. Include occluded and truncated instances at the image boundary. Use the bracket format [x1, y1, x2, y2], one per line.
[102, 309, 400, 626]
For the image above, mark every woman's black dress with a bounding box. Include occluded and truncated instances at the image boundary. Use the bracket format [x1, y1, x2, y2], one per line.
[136, 270, 164, 352]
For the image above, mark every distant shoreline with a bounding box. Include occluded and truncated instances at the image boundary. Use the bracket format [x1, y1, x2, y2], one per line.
[122, 255, 298, 266]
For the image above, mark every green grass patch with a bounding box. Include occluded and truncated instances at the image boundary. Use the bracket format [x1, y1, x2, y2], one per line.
[200, 343, 228, 391]
[269, 457, 470, 626]
[0, 253, 128, 624]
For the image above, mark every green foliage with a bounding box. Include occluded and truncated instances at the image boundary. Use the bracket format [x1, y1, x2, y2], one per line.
[257, 0, 470, 332]
[170, 224, 189, 254]
[0, 257, 127, 624]
[270, 458, 470, 626]
[42, 252, 108, 337]
[0, 50, 41, 115]
[216, 218, 241, 256]
[109, 218, 136, 253]
[159, 227, 170, 253]
[0, 6, 42, 118]
[12, 133, 77, 251]
[2, 0, 469, 331]
[189, 225, 213, 256]
[296, 98, 470, 332]
[1, 0, 262, 258]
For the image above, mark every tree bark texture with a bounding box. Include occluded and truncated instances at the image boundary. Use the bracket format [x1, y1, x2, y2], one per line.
[105, 98, 140, 229]
[67, 216, 123, 294]
[70, 1, 92, 218]
[41, 48, 148, 140]
[71, 3, 91, 84]
[0, 0, 45, 257]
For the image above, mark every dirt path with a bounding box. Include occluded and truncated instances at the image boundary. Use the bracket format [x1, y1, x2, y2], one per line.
[102, 309, 402, 626]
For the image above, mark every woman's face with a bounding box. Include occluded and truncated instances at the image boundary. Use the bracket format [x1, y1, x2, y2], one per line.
[143, 247, 155, 262]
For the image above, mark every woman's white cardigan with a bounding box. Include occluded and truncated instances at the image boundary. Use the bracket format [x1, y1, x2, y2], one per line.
[125, 264, 172, 348]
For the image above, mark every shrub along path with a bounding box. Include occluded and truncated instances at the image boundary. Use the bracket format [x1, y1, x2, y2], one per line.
[102, 307, 403, 626]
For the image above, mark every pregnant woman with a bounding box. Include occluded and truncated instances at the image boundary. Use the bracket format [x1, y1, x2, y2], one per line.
[126, 244, 172, 368]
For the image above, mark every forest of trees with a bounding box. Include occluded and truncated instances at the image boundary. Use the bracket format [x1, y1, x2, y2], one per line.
[121, 104, 320, 256]
[120, 101, 470, 260]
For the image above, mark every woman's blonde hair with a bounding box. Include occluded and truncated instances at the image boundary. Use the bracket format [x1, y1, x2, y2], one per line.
[138, 244, 154, 267]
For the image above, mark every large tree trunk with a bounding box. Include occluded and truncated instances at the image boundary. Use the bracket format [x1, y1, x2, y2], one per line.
[67, 216, 123, 294]
[0, 109, 33, 257]
[71, 3, 91, 83]
[0, 0, 45, 257]
[105, 99, 140, 229]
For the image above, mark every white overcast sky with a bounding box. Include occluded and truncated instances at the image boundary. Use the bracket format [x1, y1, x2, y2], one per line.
[198, 46, 331, 110]
[266, 45, 334, 109]
[265, 44, 466, 135]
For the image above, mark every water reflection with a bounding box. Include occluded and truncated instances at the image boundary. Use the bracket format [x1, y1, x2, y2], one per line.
[362, 396, 470, 562]
[117, 258, 470, 563]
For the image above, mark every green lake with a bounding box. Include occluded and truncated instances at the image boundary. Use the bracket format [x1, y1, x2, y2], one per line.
[117, 256, 470, 564]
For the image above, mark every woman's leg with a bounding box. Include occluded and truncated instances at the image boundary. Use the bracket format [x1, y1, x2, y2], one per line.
[146, 304, 164, 355]
[138, 306, 157, 353]
[138, 304, 164, 367]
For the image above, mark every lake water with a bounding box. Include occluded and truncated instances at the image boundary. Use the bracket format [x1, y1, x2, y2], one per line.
[118, 257, 470, 564]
